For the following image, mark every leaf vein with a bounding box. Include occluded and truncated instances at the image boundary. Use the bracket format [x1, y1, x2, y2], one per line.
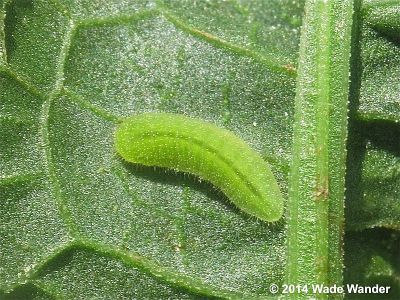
[39, 98, 78, 237]
[160, 9, 296, 76]
[62, 88, 120, 123]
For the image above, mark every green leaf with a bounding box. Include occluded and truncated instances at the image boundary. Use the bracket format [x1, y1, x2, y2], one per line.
[357, 1, 400, 122]
[1, 0, 298, 298]
[0, 1, 7, 64]
[346, 121, 400, 230]
[344, 228, 400, 300]
[344, 0, 400, 232]
[1, 0, 399, 299]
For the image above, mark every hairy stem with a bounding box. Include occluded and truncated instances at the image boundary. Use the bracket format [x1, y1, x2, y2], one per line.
[286, 0, 354, 298]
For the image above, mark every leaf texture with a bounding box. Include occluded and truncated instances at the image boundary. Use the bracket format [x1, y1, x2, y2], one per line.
[0, 0, 399, 299]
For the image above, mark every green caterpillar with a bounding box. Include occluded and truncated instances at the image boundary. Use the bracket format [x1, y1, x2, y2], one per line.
[114, 113, 284, 222]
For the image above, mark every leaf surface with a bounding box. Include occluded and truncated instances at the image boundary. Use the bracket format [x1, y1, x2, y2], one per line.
[0, 0, 399, 299]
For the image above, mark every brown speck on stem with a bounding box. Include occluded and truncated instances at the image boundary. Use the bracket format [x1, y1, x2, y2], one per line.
[174, 243, 184, 252]
[315, 186, 329, 199]
[284, 64, 296, 73]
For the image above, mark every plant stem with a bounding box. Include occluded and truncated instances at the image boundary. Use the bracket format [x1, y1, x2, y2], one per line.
[286, 0, 354, 298]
